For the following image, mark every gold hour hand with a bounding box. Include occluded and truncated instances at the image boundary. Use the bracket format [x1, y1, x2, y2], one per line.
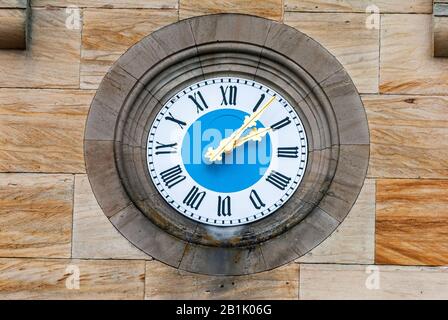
[206, 96, 276, 162]
[205, 137, 233, 162]
[234, 127, 272, 148]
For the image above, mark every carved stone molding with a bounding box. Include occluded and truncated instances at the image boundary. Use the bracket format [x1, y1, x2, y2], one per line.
[434, 1, 448, 57]
[0, 0, 28, 50]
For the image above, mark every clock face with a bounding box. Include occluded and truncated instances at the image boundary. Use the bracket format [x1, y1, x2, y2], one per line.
[146, 77, 308, 226]
[86, 14, 370, 275]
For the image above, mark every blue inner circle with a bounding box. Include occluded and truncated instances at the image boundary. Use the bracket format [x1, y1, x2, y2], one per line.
[181, 109, 272, 193]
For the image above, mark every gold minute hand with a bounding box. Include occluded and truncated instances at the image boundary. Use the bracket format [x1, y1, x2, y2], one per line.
[206, 96, 276, 162]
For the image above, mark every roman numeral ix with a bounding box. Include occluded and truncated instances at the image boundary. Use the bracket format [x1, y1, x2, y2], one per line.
[155, 141, 177, 155]
[266, 171, 291, 190]
[183, 186, 206, 210]
[160, 165, 186, 189]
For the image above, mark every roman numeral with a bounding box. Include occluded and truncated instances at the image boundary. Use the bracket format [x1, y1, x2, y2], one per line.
[160, 165, 186, 189]
[183, 186, 206, 210]
[165, 112, 187, 129]
[249, 190, 265, 210]
[155, 141, 177, 155]
[271, 117, 292, 130]
[253, 94, 266, 112]
[266, 170, 291, 190]
[277, 146, 299, 158]
[217, 195, 231, 217]
[188, 91, 208, 113]
[220, 85, 237, 106]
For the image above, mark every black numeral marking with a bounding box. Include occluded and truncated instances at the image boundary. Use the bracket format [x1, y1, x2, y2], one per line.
[160, 165, 186, 189]
[249, 190, 265, 210]
[252, 94, 266, 112]
[217, 195, 231, 217]
[183, 186, 206, 210]
[220, 85, 237, 106]
[165, 112, 187, 129]
[271, 117, 292, 130]
[277, 146, 299, 158]
[188, 91, 208, 113]
[266, 171, 291, 190]
[155, 141, 177, 155]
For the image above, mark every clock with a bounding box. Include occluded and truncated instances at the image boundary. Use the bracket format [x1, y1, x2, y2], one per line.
[147, 76, 308, 226]
[84, 14, 370, 275]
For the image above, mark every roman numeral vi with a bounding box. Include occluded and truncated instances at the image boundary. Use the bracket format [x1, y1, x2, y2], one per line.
[217, 196, 231, 217]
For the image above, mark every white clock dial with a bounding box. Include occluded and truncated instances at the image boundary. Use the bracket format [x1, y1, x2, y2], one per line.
[147, 77, 308, 226]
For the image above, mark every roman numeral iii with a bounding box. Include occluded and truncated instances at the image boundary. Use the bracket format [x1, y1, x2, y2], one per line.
[217, 195, 231, 217]
[188, 91, 208, 113]
[220, 85, 237, 106]
[266, 171, 291, 190]
[277, 146, 299, 158]
[183, 186, 206, 210]
[249, 189, 265, 210]
[155, 141, 177, 155]
[160, 165, 186, 189]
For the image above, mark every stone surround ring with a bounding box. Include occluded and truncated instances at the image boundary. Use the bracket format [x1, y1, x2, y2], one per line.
[84, 14, 370, 275]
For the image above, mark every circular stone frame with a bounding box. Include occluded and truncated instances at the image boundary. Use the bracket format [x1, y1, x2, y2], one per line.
[84, 14, 370, 276]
